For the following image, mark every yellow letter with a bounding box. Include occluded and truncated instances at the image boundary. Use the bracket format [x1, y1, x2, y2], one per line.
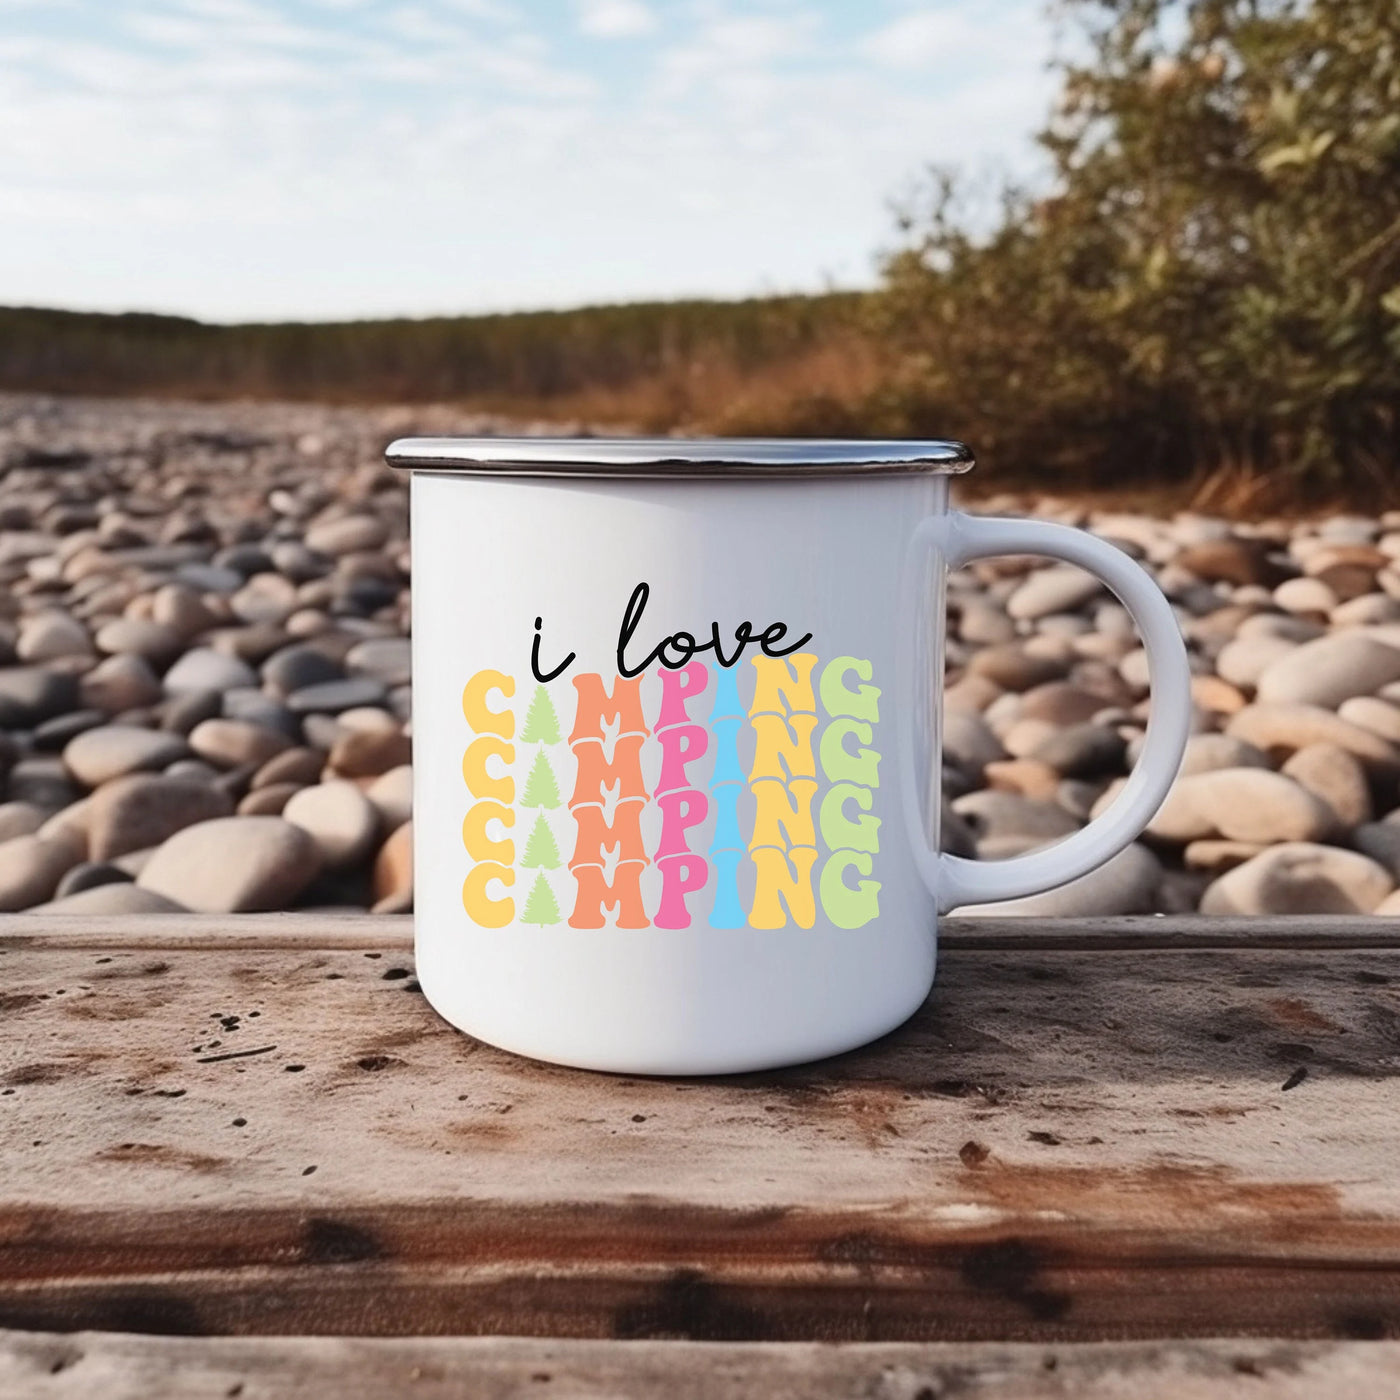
[462, 735, 515, 802]
[748, 713, 818, 781]
[819, 718, 881, 788]
[749, 846, 818, 929]
[750, 778, 818, 851]
[462, 801, 515, 864]
[819, 657, 880, 721]
[750, 653, 818, 717]
[462, 670, 515, 737]
[463, 862, 515, 927]
[819, 783, 881, 854]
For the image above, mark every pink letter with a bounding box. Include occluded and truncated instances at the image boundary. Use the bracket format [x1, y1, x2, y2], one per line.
[654, 853, 710, 929]
[655, 788, 710, 859]
[656, 661, 710, 731]
[656, 723, 709, 794]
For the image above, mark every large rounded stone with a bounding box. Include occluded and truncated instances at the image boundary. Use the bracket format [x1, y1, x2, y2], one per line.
[1147, 768, 1336, 845]
[1216, 634, 1296, 690]
[366, 765, 412, 832]
[957, 843, 1161, 917]
[253, 746, 327, 789]
[17, 611, 92, 662]
[346, 636, 412, 686]
[286, 677, 388, 715]
[33, 883, 188, 915]
[306, 515, 389, 556]
[188, 718, 293, 770]
[87, 774, 234, 862]
[942, 711, 1006, 778]
[1353, 823, 1400, 881]
[0, 831, 84, 911]
[372, 819, 413, 912]
[1337, 696, 1400, 744]
[966, 645, 1068, 692]
[1226, 704, 1400, 773]
[1006, 565, 1103, 621]
[163, 647, 258, 694]
[137, 817, 323, 912]
[0, 802, 46, 844]
[63, 726, 191, 788]
[283, 780, 380, 869]
[1256, 633, 1400, 708]
[1017, 682, 1116, 726]
[262, 644, 345, 698]
[1170, 733, 1271, 778]
[1177, 538, 1278, 587]
[81, 653, 164, 713]
[0, 668, 80, 727]
[327, 726, 412, 778]
[94, 618, 183, 664]
[1281, 743, 1373, 828]
[1031, 723, 1127, 778]
[1200, 843, 1393, 915]
[952, 790, 1082, 846]
[150, 583, 219, 638]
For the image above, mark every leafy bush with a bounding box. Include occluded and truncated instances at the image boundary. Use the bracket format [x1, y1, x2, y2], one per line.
[877, 0, 1400, 500]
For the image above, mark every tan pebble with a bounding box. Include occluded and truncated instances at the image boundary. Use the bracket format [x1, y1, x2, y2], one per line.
[238, 783, 302, 816]
[252, 746, 326, 790]
[1190, 675, 1246, 715]
[984, 758, 1061, 801]
[944, 674, 1004, 713]
[137, 816, 322, 913]
[1183, 839, 1270, 873]
[189, 718, 293, 770]
[1001, 719, 1060, 759]
[366, 765, 412, 832]
[328, 727, 412, 778]
[373, 820, 413, 904]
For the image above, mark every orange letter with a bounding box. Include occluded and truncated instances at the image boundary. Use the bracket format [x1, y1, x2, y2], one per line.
[569, 734, 648, 807]
[569, 798, 648, 870]
[570, 861, 649, 929]
[570, 673, 649, 742]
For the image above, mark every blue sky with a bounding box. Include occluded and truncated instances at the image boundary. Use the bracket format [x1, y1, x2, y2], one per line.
[1, 0, 1057, 321]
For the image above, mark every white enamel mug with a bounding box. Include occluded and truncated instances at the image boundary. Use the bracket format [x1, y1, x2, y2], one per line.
[388, 438, 1191, 1075]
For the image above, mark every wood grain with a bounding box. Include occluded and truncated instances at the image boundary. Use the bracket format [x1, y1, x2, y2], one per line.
[3, 1330, 1399, 1399]
[0, 915, 1398, 1342]
[5, 911, 1400, 952]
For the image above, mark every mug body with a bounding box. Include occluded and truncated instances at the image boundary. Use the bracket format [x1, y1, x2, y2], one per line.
[409, 462, 953, 1075]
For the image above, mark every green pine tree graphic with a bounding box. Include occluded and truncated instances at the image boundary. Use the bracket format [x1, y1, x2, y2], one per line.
[521, 813, 562, 869]
[519, 684, 563, 745]
[521, 871, 561, 926]
[520, 748, 562, 808]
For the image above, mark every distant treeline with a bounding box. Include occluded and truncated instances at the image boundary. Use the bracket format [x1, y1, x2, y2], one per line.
[0, 296, 878, 434]
[6, 0, 1398, 508]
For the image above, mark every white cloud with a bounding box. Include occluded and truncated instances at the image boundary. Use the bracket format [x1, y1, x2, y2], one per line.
[576, 0, 656, 39]
[0, 0, 1058, 320]
[860, 7, 998, 69]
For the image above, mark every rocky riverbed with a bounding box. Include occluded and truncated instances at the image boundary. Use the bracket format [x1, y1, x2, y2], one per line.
[4, 393, 1400, 918]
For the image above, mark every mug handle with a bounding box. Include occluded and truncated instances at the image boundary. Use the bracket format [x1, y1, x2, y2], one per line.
[908, 511, 1193, 913]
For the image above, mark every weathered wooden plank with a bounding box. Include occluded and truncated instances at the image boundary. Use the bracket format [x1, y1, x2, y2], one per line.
[3, 1331, 1400, 1400]
[0, 927, 1397, 1341]
[4, 912, 1400, 953]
